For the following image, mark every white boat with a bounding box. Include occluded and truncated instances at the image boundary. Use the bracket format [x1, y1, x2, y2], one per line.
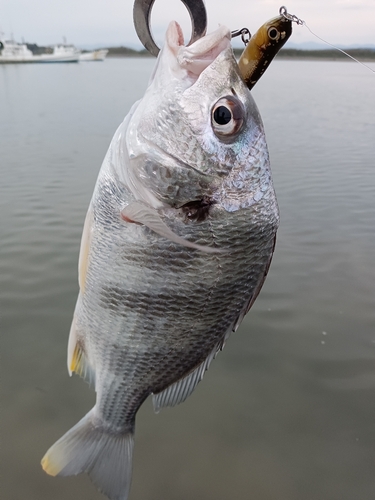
[0, 38, 80, 63]
[79, 49, 108, 61]
[45, 44, 81, 62]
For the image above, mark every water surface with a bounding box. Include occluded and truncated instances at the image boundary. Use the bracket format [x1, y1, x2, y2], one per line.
[1, 58, 375, 500]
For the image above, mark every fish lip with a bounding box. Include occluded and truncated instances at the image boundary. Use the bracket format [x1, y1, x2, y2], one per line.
[167, 21, 231, 57]
[166, 21, 232, 80]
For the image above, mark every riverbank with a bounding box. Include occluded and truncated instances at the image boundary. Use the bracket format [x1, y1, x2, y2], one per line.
[274, 47, 375, 61]
[105, 46, 375, 61]
[24, 42, 375, 61]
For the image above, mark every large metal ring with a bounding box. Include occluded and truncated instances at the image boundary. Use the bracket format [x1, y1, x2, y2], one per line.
[133, 0, 207, 57]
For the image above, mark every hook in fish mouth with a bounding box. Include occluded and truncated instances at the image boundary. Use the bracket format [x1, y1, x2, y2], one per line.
[133, 0, 208, 57]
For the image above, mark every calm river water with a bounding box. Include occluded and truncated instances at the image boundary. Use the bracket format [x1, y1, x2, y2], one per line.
[1, 57, 375, 500]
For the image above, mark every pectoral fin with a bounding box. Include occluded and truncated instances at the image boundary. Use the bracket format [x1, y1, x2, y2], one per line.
[121, 201, 222, 254]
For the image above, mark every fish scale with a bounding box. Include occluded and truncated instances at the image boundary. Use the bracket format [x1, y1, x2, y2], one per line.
[82, 184, 276, 417]
[42, 22, 279, 500]
[75, 172, 276, 452]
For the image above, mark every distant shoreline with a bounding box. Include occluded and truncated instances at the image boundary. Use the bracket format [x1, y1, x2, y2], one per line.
[274, 48, 375, 62]
[26, 43, 375, 61]
[105, 46, 375, 61]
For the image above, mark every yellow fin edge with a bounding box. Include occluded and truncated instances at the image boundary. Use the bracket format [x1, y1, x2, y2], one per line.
[70, 342, 84, 375]
[41, 453, 61, 476]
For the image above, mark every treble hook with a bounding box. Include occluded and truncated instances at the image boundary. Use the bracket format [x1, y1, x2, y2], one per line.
[133, 0, 208, 57]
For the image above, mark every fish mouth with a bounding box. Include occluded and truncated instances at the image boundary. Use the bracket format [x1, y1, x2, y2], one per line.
[165, 21, 232, 80]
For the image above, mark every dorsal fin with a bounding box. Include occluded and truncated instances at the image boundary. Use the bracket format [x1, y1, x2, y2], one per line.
[78, 206, 94, 293]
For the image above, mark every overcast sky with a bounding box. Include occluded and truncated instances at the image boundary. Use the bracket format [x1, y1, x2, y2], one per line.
[1, 0, 374, 49]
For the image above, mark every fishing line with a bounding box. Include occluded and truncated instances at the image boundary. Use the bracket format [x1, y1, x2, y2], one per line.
[280, 6, 375, 75]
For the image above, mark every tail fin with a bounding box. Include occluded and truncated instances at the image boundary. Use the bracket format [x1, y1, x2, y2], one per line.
[41, 409, 134, 500]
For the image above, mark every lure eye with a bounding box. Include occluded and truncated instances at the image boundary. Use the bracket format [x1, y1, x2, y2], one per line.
[211, 96, 245, 140]
[268, 26, 280, 41]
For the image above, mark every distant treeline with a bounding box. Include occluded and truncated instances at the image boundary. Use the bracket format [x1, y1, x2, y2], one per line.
[27, 43, 53, 55]
[26, 43, 375, 60]
[106, 46, 375, 60]
[276, 48, 375, 60]
[106, 46, 152, 57]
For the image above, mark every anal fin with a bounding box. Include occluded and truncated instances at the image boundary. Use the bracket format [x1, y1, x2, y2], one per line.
[152, 346, 218, 413]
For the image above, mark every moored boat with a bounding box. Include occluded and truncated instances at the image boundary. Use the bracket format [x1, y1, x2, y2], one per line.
[0, 38, 80, 63]
[79, 49, 108, 61]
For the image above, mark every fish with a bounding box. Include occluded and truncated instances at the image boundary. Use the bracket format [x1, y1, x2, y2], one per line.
[238, 14, 292, 89]
[41, 20, 279, 500]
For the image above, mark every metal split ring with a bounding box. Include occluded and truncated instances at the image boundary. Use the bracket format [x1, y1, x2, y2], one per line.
[230, 27, 251, 45]
[133, 0, 208, 57]
[279, 6, 304, 26]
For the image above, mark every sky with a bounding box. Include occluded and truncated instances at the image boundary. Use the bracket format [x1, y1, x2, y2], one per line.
[1, 0, 374, 49]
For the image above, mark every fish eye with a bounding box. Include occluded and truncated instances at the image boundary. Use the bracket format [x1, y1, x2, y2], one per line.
[268, 27, 280, 41]
[213, 106, 232, 125]
[211, 96, 245, 140]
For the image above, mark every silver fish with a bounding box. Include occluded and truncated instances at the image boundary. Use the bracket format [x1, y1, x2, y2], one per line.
[42, 21, 279, 500]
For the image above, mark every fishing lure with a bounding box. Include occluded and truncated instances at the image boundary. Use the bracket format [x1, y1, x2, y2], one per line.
[237, 12, 292, 90]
